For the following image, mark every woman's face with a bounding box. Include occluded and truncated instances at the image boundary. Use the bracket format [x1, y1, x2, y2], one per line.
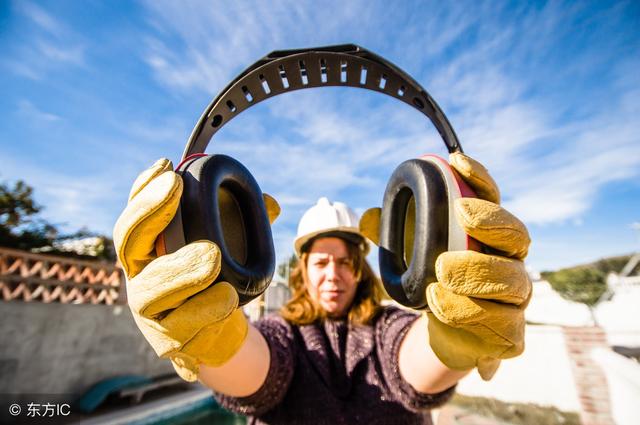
[305, 237, 359, 318]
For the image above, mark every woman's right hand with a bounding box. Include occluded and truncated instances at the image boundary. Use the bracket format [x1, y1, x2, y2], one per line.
[112, 159, 248, 382]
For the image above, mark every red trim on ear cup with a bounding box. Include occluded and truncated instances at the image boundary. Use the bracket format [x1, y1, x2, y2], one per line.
[420, 155, 474, 198]
[176, 153, 208, 171]
[419, 155, 481, 253]
[419, 155, 481, 252]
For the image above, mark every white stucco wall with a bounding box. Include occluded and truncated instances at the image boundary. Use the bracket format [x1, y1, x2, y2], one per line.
[456, 280, 640, 415]
[591, 348, 640, 425]
[527, 279, 640, 341]
[595, 284, 640, 346]
[525, 280, 593, 326]
[457, 324, 582, 412]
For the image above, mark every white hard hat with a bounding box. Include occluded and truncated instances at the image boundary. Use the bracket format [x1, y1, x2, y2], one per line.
[294, 197, 368, 256]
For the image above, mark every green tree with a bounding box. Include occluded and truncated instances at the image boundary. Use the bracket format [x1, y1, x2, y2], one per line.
[0, 180, 58, 250]
[591, 254, 633, 275]
[277, 253, 298, 281]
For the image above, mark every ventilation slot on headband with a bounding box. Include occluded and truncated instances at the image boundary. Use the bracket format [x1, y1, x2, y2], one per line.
[210, 114, 222, 127]
[299, 60, 308, 85]
[398, 85, 406, 97]
[242, 86, 253, 102]
[379, 74, 387, 89]
[340, 61, 347, 83]
[360, 66, 368, 85]
[320, 59, 328, 83]
[278, 65, 290, 89]
[259, 74, 271, 94]
[226, 100, 237, 112]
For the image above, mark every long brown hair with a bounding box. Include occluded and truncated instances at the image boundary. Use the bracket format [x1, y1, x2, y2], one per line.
[280, 237, 383, 326]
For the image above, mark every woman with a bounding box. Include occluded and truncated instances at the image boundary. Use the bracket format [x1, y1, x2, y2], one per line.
[113, 153, 531, 424]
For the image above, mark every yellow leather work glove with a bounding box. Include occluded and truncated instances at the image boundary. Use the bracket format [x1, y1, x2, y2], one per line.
[360, 152, 531, 381]
[113, 158, 280, 382]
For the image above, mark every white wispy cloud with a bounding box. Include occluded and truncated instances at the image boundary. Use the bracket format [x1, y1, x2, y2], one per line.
[132, 0, 640, 264]
[4, 102, 183, 238]
[460, 61, 640, 225]
[35, 39, 85, 65]
[2, 0, 636, 273]
[16, 1, 62, 34]
[140, 0, 377, 94]
[5, 1, 86, 80]
[17, 99, 62, 122]
[0, 149, 124, 235]
[420, 4, 640, 225]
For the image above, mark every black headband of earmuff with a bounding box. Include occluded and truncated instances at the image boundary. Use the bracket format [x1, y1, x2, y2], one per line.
[183, 44, 463, 158]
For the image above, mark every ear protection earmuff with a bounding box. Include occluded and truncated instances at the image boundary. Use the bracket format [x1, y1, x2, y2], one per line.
[157, 44, 476, 308]
[379, 155, 480, 308]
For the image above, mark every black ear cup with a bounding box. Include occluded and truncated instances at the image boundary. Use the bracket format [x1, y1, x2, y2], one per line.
[379, 155, 476, 309]
[159, 154, 275, 306]
[379, 159, 448, 309]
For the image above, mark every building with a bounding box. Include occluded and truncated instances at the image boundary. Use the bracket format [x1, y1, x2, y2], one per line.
[458, 255, 640, 425]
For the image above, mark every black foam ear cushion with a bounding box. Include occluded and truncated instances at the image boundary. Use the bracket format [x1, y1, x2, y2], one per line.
[379, 159, 449, 309]
[162, 154, 275, 306]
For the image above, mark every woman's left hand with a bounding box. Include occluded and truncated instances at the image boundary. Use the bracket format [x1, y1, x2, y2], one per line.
[426, 152, 531, 380]
[360, 152, 532, 381]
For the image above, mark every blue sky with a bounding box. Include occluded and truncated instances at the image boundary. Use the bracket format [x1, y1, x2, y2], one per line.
[1, 0, 639, 273]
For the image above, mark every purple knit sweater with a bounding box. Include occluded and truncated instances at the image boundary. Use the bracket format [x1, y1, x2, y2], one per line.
[214, 306, 455, 424]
